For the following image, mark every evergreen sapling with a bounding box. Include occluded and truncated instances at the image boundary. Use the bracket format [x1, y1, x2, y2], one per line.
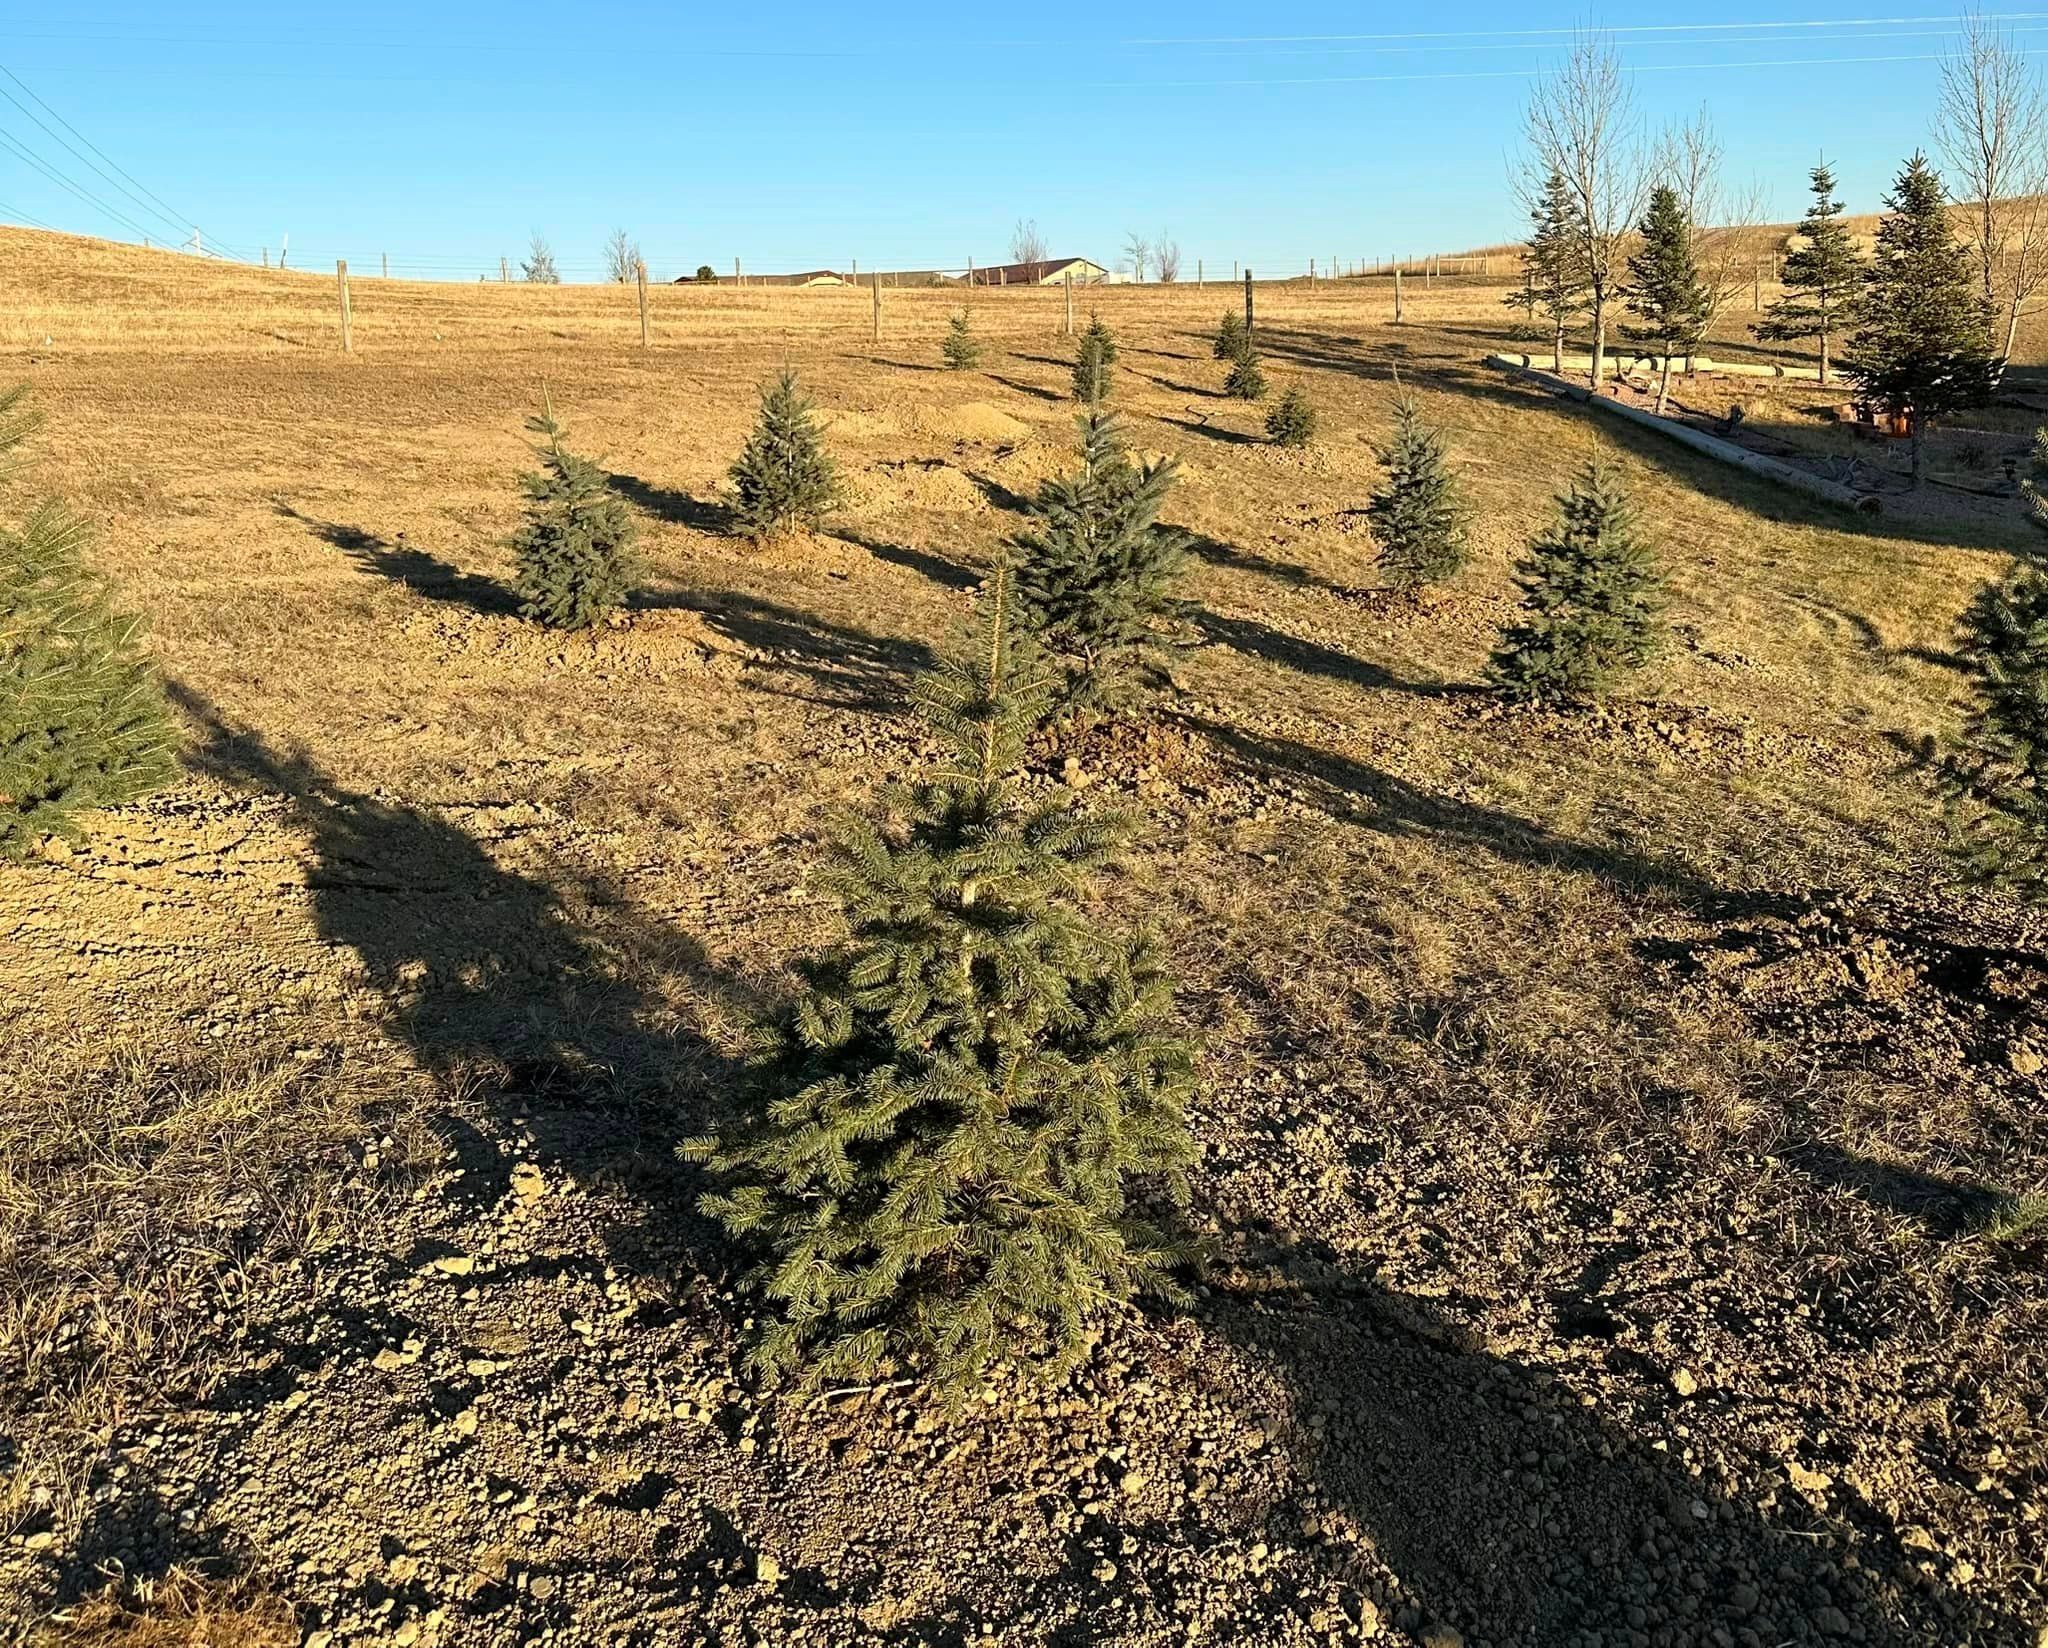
[508, 392, 639, 629]
[1072, 317, 1114, 404]
[1490, 457, 1666, 700]
[1223, 334, 1267, 401]
[688, 563, 1196, 1395]
[1265, 383, 1317, 448]
[1213, 308, 1246, 360]
[942, 309, 980, 370]
[730, 370, 842, 536]
[0, 384, 176, 858]
[1516, 169, 1588, 370]
[1623, 184, 1711, 415]
[1366, 394, 1469, 591]
[1756, 162, 1864, 386]
[1013, 409, 1195, 711]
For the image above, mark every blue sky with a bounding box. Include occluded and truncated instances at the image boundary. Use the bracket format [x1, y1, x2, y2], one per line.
[0, 3, 2023, 281]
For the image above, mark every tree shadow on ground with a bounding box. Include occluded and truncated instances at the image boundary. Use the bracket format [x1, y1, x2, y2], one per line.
[1179, 712, 1727, 908]
[834, 530, 983, 592]
[1131, 369, 1223, 398]
[986, 374, 1066, 404]
[1160, 415, 1260, 446]
[1189, 534, 1350, 595]
[1196, 1235, 2033, 1647]
[606, 471, 737, 535]
[964, 471, 1037, 516]
[1785, 1141, 2018, 1240]
[276, 501, 519, 616]
[634, 589, 935, 711]
[865, 357, 950, 374]
[1193, 610, 1451, 697]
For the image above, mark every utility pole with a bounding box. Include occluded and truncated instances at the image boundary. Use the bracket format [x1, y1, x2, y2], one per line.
[1063, 270, 1074, 336]
[1243, 269, 1254, 338]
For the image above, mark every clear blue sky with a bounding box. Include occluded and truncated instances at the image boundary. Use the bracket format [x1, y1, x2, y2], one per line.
[0, 4, 2023, 281]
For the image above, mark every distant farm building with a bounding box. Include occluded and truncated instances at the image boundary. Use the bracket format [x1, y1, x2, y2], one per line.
[968, 257, 1107, 287]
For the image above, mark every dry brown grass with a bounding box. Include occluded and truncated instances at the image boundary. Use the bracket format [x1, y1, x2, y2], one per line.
[34, 1567, 296, 1648]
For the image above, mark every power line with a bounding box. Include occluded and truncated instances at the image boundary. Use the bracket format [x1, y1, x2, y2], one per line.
[0, 123, 162, 242]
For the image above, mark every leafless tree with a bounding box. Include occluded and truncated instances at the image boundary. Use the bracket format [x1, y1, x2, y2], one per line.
[1938, 8, 2048, 358]
[1521, 31, 1649, 387]
[1123, 231, 1152, 284]
[1656, 110, 1767, 364]
[1010, 218, 1047, 281]
[1155, 232, 1182, 283]
[603, 227, 641, 285]
[521, 231, 560, 285]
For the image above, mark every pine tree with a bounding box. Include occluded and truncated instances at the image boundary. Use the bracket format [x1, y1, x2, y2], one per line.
[1490, 457, 1665, 701]
[1843, 153, 2001, 488]
[1082, 311, 1118, 368]
[1366, 394, 1469, 591]
[0, 384, 176, 859]
[1012, 409, 1195, 711]
[1223, 335, 1267, 401]
[1944, 560, 2048, 892]
[1756, 162, 1863, 386]
[1213, 308, 1246, 360]
[942, 309, 981, 370]
[729, 370, 842, 537]
[508, 393, 639, 629]
[1624, 184, 1711, 415]
[522, 234, 560, 285]
[688, 563, 1196, 1395]
[1265, 383, 1317, 448]
[1072, 322, 1113, 404]
[1515, 168, 1588, 370]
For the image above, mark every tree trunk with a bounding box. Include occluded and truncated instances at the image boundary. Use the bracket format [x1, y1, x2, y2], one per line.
[2005, 302, 2022, 365]
[1656, 355, 1674, 416]
[1910, 412, 1925, 490]
[1552, 315, 1565, 373]
[1589, 293, 1607, 390]
[1818, 327, 1828, 388]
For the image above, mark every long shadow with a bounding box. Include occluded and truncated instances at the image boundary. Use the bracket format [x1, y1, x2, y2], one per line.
[866, 357, 950, 374]
[1189, 533, 1346, 594]
[1159, 414, 1260, 446]
[1199, 1233, 2033, 1647]
[965, 471, 1037, 516]
[607, 470, 735, 534]
[834, 530, 983, 592]
[987, 373, 1066, 404]
[1195, 610, 1448, 697]
[634, 589, 935, 710]
[1182, 712, 1725, 907]
[1787, 1141, 2018, 1239]
[277, 501, 519, 616]
[1131, 369, 1223, 398]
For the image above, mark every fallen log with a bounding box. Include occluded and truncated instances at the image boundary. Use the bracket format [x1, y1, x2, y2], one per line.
[1488, 351, 1825, 382]
[1490, 358, 1882, 514]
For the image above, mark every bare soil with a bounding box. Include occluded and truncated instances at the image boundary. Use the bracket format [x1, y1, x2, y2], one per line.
[2, 230, 2045, 1647]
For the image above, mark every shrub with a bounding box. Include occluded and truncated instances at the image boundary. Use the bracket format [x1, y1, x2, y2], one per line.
[1213, 309, 1246, 360]
[508, 393, 639, 629]
[695, 264, 717, 283]
[1490, 457, 1665, 700]
[688, 564, 1195, 1395]
[0, 384, 176, 859]
[1366, 396, 1468, 590]
[1265, 384, 1317, 447]
[942, 309, 980, 370]
[1223, 337, 1267, 401]
[729, 370, 842, 538]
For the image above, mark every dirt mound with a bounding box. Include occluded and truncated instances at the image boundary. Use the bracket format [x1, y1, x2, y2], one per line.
[843, 457, 992, 516]
[910, 400, 1033, 445]
[397, 607, 746, 680]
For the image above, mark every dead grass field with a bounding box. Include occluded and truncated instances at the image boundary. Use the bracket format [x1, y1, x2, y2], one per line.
[2, 226, 2046, 1647]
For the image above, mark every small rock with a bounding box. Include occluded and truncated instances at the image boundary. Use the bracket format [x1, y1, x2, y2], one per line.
[1813, 1605, 1852, 1637]
[1421, 1623, 1464, 1648]
[756, 1554, 782, 1586]
[1728, 1581, 1760, 1615]
[372, 1348, 405, 1372]
[453, 1407, 479, 1437]
[430, 1255, 475, 1276]
[23, 1531, 55, 1553]
[1671, 1368, 1699, 1397]
[1092, 1559, 1119, 1583]
[2010, 1043, 2043, 1077]
[1121, 1470, 1148, 1496]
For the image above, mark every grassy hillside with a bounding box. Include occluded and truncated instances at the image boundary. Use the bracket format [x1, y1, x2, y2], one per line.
[1, 224, 2043, 1647]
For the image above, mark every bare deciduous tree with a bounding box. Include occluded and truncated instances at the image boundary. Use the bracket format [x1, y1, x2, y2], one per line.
[604, 228, 641, 285]
[1938, 8, 2048, 358]
[522, 232, 560, 285]
[1155, 232, 1182, 283]
[1657, 110, 1767, 365]
[1123, 231, 1152, 284]
[1010, 218, 1047, 281]
[1521, 31, 1649, 387]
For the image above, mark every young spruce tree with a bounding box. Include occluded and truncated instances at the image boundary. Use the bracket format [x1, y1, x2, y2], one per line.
[0, 384, 176, 858]
[1265, 383, 1317, 448]
[508, 392, 639, 629]
[1624, 184, 1711, 416]
[730, 369, 842, 536]
[1223, 334, 1267, 401]
[942, 309, 981, 370]
[1756, 162, 1863, 386]
[688, 563, 1196, 1394]
[1842, 153, 2000, 488]
[1213, 308, 1246, 361]
[1516, 168, 1587, 371]
[1072, 317, 1114, 404]
[1366, 394, 1469, 591]
[1490, 456, 1665, 701]
[1013, 409, 1194, 710]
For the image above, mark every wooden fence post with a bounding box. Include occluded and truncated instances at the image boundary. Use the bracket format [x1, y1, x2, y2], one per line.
[734, 257, 741, 286]
[1064, 271, 1074, 336]
[1243, 269, 1254, 338]
[637, 259, 649, 348]
[336, 260, 353, 353]
[382, 252, 388, 279]
[1197, 258, 1203, 287]
[261, 248, 268, 268]
[872, 270, 881, 342]
[1394, 268, 1404, 324]
[500, 256, 508, 284]
[1310, 256, 1316, 288]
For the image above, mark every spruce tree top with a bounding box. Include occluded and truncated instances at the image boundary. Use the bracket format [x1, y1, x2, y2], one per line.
[1082, 312, 1118, 367]
[730, 370, 842, 537]
[509, 395, 639, 630]
[1213, 308, 1246, 360]
[1623, 184, 1710, 356]
[688, 564, 1195, 1394]
[1842, 153, 2000, 418]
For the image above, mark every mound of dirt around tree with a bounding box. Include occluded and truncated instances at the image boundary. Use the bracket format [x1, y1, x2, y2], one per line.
[910, 400, 1035, 445]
